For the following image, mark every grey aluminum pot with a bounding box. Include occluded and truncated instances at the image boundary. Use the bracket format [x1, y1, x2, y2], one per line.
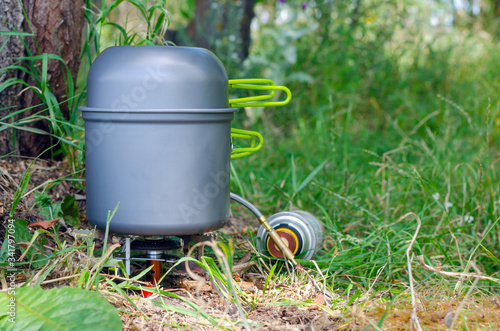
[80, 46, 237, 236]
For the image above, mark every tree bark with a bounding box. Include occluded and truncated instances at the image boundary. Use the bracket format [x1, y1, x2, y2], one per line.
[239, 0, 256, 61]
[0, 0, 84, 157]
[186, 0, 212, 50]
[0, 0, 25, 155]
[183, 0, 256, 63]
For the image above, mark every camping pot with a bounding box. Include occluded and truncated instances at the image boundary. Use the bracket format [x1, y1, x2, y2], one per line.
[80, 46, 291, 236]
[80, 46, 237, 236]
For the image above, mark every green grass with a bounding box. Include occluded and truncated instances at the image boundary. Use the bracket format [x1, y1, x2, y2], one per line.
[230, 77, 500, 295]
[2, 0, 500, 329]
[226, 4, 500, 328]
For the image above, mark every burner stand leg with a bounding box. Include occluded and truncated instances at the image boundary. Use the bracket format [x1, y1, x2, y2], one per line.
[125, 237, 131, 276]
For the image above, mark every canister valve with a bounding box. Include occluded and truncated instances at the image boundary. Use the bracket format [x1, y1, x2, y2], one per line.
[257, 211, 323, 261]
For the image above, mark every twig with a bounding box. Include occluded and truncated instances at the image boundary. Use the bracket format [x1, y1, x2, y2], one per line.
[399, 212, 423, 331]
[35, 272, 151, 286]
[362, 263, 387, 302]
[18, 230, 42, 261]
[99, 274, 151, 286]
[99, 289, 131, 301]
[39, 273, 81, 285]
[311, 260, 335, 306]
[453, 262, 472, 293]
[417, 255, 500, 283]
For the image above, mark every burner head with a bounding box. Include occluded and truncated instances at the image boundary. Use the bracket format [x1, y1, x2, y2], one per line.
[130, 238, 182, 251]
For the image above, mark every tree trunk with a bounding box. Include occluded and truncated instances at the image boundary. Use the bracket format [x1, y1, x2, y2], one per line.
[239, 0, 256, 61]
[0, 0, 84, 157]
[0, 0, 25, 155]
[183, 0, 256, 63]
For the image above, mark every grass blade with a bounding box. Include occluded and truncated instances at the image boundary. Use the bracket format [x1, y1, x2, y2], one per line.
[295, 160, 327, 194]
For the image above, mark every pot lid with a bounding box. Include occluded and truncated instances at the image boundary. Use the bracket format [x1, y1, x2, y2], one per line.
[85, 46, 229, 110]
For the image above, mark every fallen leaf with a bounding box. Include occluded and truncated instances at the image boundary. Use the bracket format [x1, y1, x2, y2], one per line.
[236, 251, 252, 265]
[233, 260, 256, 273]
[28, 219, 59, 229]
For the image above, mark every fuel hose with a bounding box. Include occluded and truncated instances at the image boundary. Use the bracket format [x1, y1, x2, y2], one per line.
[229, 192, 297, 264]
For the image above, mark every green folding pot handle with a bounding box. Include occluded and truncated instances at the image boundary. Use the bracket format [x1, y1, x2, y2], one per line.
[231, 128, 264, 159]
[228, 78, 292, 108]
[229, 79, 291, 159]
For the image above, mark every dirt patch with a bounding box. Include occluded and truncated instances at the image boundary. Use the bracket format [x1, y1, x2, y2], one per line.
[364, 295, 500, 330]
[105, 284, 346, 331]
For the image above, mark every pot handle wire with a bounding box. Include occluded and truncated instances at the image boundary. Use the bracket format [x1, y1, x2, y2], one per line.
[228, 79, 292, 108]
[231, 128, 264, 159]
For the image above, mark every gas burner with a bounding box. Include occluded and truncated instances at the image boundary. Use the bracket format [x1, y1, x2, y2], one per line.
[114, 234, 216, 276]
[130, 238, 181, 251]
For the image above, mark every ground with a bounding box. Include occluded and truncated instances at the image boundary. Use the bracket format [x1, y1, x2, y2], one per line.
[0, 157, 346, 330]
[1, 157, 500, 330]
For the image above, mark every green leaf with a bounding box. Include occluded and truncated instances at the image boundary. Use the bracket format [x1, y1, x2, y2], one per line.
[34, 192, 62, 221]
[34, 192, 51, 208]
[102, 202, 120, 258]
[60, 195, 80, 227]
[180, 9, 192, 20]
[77, 270, 89, 289]
[39, 203, 61, 222]
[180, 0, 195, 19]
[347, 288, 362, 306]
[0, 286, 122, 330]
[12, 219, 34, 255]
